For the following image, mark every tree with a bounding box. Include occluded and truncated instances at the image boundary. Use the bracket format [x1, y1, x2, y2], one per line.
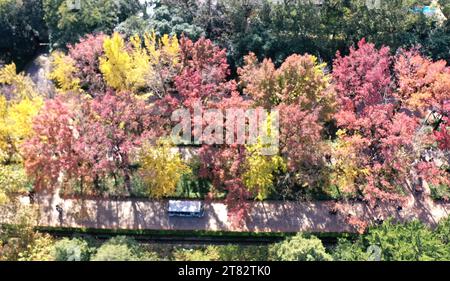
[332, 39, 420, 209]
[242, 139, 286, 200]
[270, 234, 332, 261]
[0, 204, 40, 261]
[43, 0, 142, 48]
[173, 246, 220, 261]
[174, 36, 231, 109]
[333, 218, 450, 261]
[99, 33, 150, 92]
[18, 234, 54, 261]
[365, 220, 449, 261]
[238, 52, 335, 118]
[22, 95, 86, 192]
[332, 238, 370, 261]
[137, 139, 191, 198]
[394, 49, 450, 117]
[394, 49, 449, 198]
[92, 243, 139, 261]
[146, 1, 204, 40]
[238, 52, 334, 197]
[52, 238, 91, 261]
[0, 164, 29, 205]
[49, 51, 80, 92]
[436, 216, 450, 245]
[0, 64, 42, 204]
[277, 103, 329, 196]
[217, 245, 269, 261]
[24, 90, 159, 194]
[51, 31, 180, 98]
[67, 33, 107, 93]
[91, 236, 158, 261]
[0, 0, 47, 68]
[99, 31, 180, 94]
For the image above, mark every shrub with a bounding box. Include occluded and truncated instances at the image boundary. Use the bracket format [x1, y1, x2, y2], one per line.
[91, 236, 158, 261]
[172, 246, 220, 261]
[270, 234, 332, 261]
[52, 238, 91, 261]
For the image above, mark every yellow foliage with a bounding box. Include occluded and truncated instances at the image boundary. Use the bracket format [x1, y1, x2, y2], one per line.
[18, 234, 55, 261]
[49, 51, 80, 92]
[144, 31, 180, 66]
[243, 139, 286, 201]
[100, 33, 150, 91]
[0, 63, 37, 100]
[239, 53, 335, 120]
[0, 95, 43, 163]
[138, 139, 191, 198]
[144, 31, 180, 98]
[330, 130, 369, 194]
[99, 32, 180, 96]
[0, 64, 43, 163]
[0, 164, 29, 205]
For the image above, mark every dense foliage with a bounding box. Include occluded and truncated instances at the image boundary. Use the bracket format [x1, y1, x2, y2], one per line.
[0, 0, 448, 233]
[2, 217, 448, 261]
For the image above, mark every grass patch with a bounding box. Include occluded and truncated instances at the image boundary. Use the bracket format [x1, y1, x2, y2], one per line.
[430, 184, 450, 202]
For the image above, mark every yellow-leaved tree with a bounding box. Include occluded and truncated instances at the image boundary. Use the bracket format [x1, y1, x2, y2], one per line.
[329, 130, 369, 196]
[99, 32, 181, 96]
[0, 64, 42, 204]
[243, 139, 286, 201]
[144, 32, 180, 98]
[100, 32, 150, 92]
[138, 139, 191, 198]
[48, 51, 80, 92]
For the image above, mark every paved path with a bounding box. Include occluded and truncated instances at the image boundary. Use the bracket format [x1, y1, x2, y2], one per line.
[23, 184, 449, 233]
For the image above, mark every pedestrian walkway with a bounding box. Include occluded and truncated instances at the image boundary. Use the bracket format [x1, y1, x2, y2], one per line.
[28, 185, 450, 233]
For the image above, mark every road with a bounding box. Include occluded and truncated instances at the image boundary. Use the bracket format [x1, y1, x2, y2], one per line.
[26, 185, 450, 233]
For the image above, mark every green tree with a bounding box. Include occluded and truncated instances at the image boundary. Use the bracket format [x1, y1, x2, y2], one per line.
[52, 238, 91, 261]
[173, 246, 220, 261]
[147, 1, 204, 39]
[335, 219, 450, 261]
[217, 245, 269, 261]
[332, 238, 370, 261]
[270, 234, 332, 261]
[91, 236, 158, 261]
[366, 220, 449, 261]
[43, 0, 142, 48]
[0, 0, 47, 68]
[435, 217, 450, 247]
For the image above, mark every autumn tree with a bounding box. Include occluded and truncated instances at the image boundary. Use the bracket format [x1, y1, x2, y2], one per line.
[22, 95, 86, 192]
[332, 39, 420, 210]
[137, 139, 191, 198]
[238, 52, 334, 197]
[0, 64, 42, 203]
[67, 33, 107, 93]
[23, 91, 159, 194]
[238, 52, 335, 119]
[394, 49, 450, 200]
[394, 49, 450, 117]
[174, 36, 231, 109]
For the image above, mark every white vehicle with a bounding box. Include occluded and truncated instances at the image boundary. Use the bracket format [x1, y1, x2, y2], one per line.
[168, 200, 205, 217]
